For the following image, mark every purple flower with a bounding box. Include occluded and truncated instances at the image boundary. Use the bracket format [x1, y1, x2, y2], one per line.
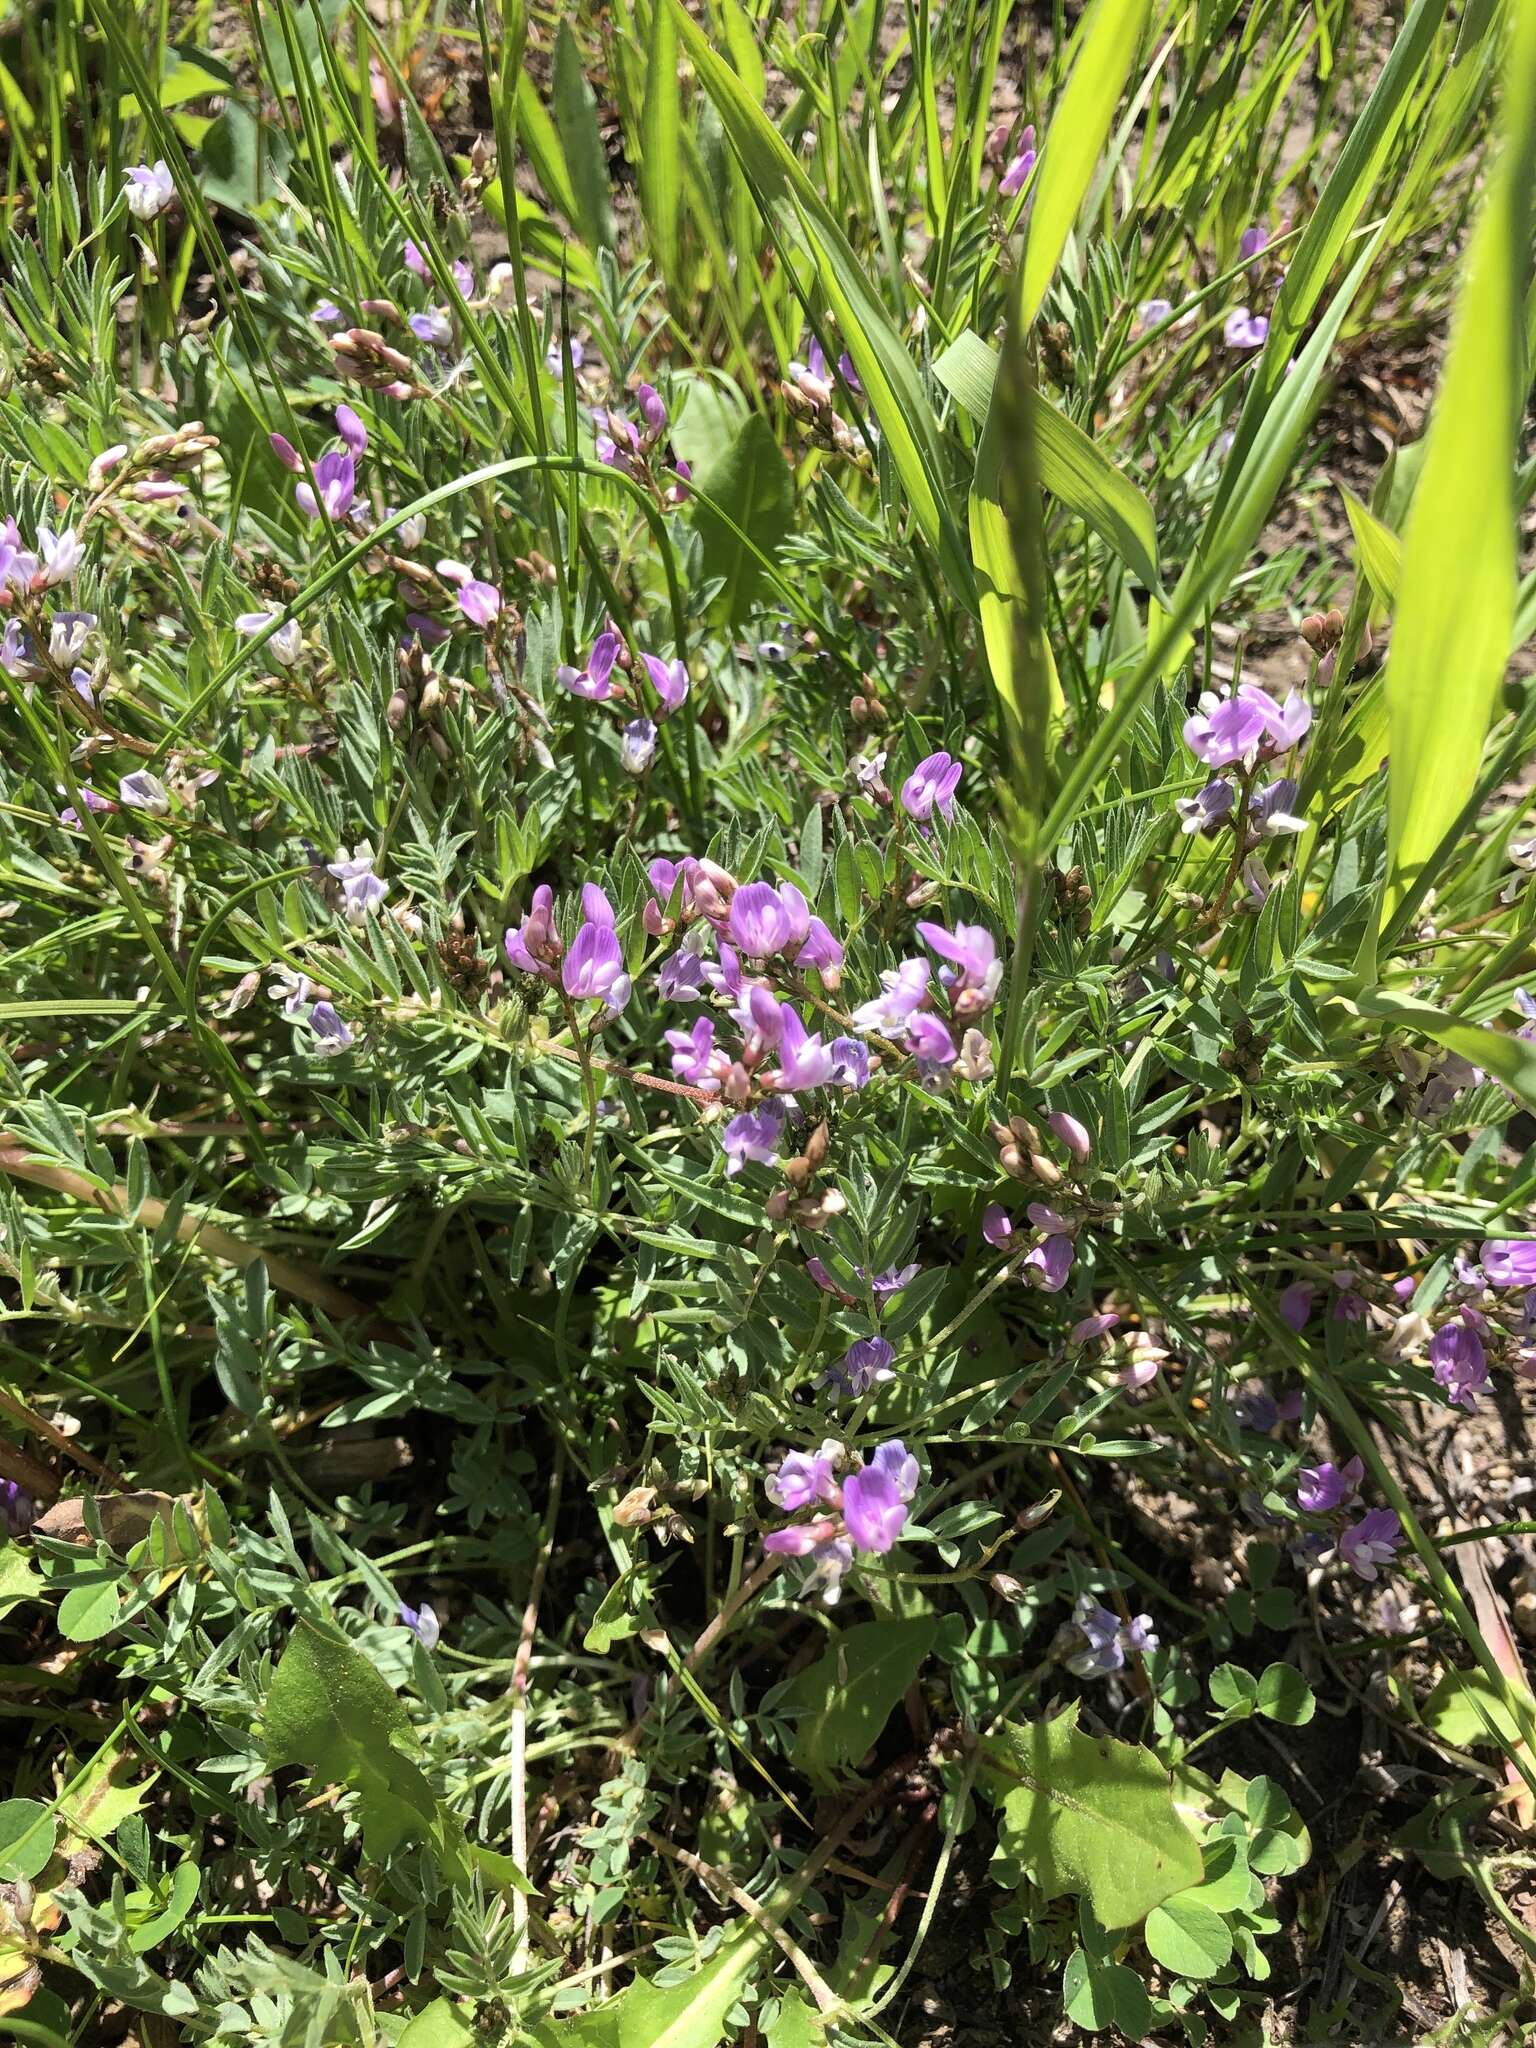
[826, 1335, 896, 1397]
[1183, 687, 1272, 769]
[328, 843, 388, 922]
[1247, 777, 1305, 841]
[295, 450, 356, 522]
[621, 718, 658, 775]
[1140, 298, 1174, 327]
[829, 1037, 870, 1089]
[563, 920, 630, 1012]
[841, 1466, 908, 1553]
[505, 884, 559, 977]
[1279, 1281, 1315, 1331]
[657, 947, 708, 1001]
[666, 1015, 726, 1091]
[1224, 307, 1269, 350]
[404, 238, 428, 277]
[409, 308, 453, 345]
[850, 958, 930, 1036]
[1023, 1232, 1074, 1293]
[309, 1001, 354, 1051]
[764, 1516, 840, 1557]
[999, 126, 1037, 196]
[727, 882, 795, 959]
[1239, 224, 1270, 261]
[312, 299, 343, 325]
[722, 1101, 785, 1175]
[119, 769, 169, 813]
[900, 750, 964, 823]
[769, 1006, 837, 1091]
[982, 1204, 1015, 1249]
[641, 653, 689, 713]
[915, 920, 1001, 1010]
[546, 336, 585, 374]
[1177, 777, 1236, 836]
[1339, 1508, 1402, 1582]
[37, 524, 81, 587]
[399, 1601, 440, 1650]
[1296, 1456, 1363, 1513]
[861, 1263, 920, 1297]
[459, 580, 501, 628]
[1, 1477, 36, 1537]
[868, 1440, 919, 1500]
[907, 1013, 958, 1068]
[1066, 1597, 1124, 1677]
[1482, 1240, 1536, 1288]
[636, 382, 668, 441]
[335, 405, 368, 456]
[1072, 1312, 1120, 1346]
[767, 1444, 839, 1511]
[1048, 1111, 1091, 1163]
[558, 631, 621, 700]
[1430, 1319, 1488, 1410]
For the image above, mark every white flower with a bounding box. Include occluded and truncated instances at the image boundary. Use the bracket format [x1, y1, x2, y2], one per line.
[36, 524, 82, 587]
[123, 161, 176, 222]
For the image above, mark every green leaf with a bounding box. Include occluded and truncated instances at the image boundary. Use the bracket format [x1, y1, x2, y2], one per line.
[552, 21, 616, 254]
[763, 1990, 823, 2046]
[1143, 1896, 1234, 1979]
[400, 1998, 478, 2048]
[667, 0, 975, 609]
[1174, 1834, 1255, 1915]
[529, 1921, 765, 2046]
[1207, 1664, 1258, 1714]
[199, 101, 293, 220]
[1255, 1663, 1315, 1726]
[58, 1573, 122, 1643]
[690, 415, 794, 625]
[980, 1707, 1202, 1928]
[1018, 0, 1151, 328]
[780, 1616, 937, 1783]
[1349, 990, 1536, 1113]
[0, 1540, 44, 1619]
[1422, 1667, 1536, 1749]
[1340, 486, 1401, 608]
[516, 71, 581, 227]
[0, 1797, 57, 1882]
[263, 1610, 467, 1877]
[1376, 0, 1536, 939]
[1062, 1949, 1152, 2035]
[639, 0, 682, 288]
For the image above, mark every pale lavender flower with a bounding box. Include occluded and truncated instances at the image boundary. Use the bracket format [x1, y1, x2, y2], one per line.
[559, 631, 621, 701]
[563, 921, 630, 1012]
[841, 1465, 908, 1553]
[1023, 1232, 1074, 1293]
[636, 383, 667, 442]
[123, 160, 175, 221]
[829, 1037, 870, 1089]
[869, 1440, 919, 1500]
[312, 299, 344, 325]
[1296, 1457, 1363, 1513]
[1066, 1597, 1124, 1678]
[0, 1476, 35, 1536]
[1224, 307, 1269, 350]
[335, 405, 368, 456]
[727, 882, 795, 959]
[1140, 298, 1174, 327]
[621, 718, 658, 775]
[409, 308, 453, 345]
[769, 1006, 837, 1091]
[641, 653, 689, 714]
[50, 612, 94, 664]
[505, 885, 559, 978]
[657, 948, 707, 1001]
[907, 1013, 958, 1068]
[1072, 1312, 1121, 1345]
[1339, 1508, 1401, 1582]
[456, 579, 501, 629]
[900, 750, 964, 824]
[236, 609, 303, 666]
[328, 843, 388, 922]
[1239, 224, 1270, 262]
[0, 619, 36, 677]
[665, 1016, 726, 1091]
[1177, 778, 1236, 835]
[1482, 1240, 1536, 1288]
[1247, 777, 1305, 840]
[1183, 687, 1272, 769]
[982, 1204, 1016, 1249]
[403, 239, 428, 278]
[399, 1601, 440, 1650]
[1048, 1111, 1092, 1162]
[295, 451, 356, 522]
[546, 336, 586, 374]
[767, 1444, 839, 1511]
[722, 1101, 785, 1175]
[1279, 1281, 1315, 1331]
[916, 920, 1002, 1012]
[862, 1264, 920, 1297]
[36, 524, 82, 587]
[119, 769, 169, 813]
[999, 125, 1037, 196]
[850, 957, 930, 1036]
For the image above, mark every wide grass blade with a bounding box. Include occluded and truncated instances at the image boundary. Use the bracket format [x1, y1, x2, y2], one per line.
[1373, 0, 1536, 947]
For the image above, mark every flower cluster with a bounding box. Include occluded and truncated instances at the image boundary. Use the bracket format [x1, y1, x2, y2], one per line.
[505, 883, 632, 1016]
[763, 1438, 920, 1603]
[1065, 1595, 1158, 1678]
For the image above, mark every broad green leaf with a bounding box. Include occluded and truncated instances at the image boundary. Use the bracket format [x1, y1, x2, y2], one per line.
[980, 1708, 1202, 1928]
[0, 1540, 44, 1619]
[400, 1998, 477, 2048]
[1018, 0, 1151, 328]
[530, 1921, 765, 2046]
[58, 1574, 122, 1643]
[552, 21, 616, 254]
[1377, 0, 1536, 939]
[199, 101, 293, 220]
[690, 415, 794, 625]
[1255, 1663, 1315, 1726]
[668, 0, 975, 609]
[935, 332, 1162, 595]
[763, 1990, 823, 2046]
[1208, 1664, 1257, 1714]
[263, 1609, 466, 1876]
[1422, 1668, 1536, 1749]
[640, 0, 682, 287]
[516, 71, 581, 226]
[0, 1798, 56, 1882]
[1143, 1896, 1234, 1979]
[1340, 486, 1401, 608]
[1174, 1834, 1255, 1914]
[1062, 1950, 1152, 2034]
[780, 1616, 937, 1783]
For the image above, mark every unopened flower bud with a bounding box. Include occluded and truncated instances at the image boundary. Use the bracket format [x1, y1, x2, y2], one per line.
[1047, 1111, 1092, 1162]
[1028, 1153, 1062, 1187]
[999, 1143, 1029, 1180]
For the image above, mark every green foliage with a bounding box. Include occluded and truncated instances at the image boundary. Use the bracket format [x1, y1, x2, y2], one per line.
[777, 1614, 936, 1782]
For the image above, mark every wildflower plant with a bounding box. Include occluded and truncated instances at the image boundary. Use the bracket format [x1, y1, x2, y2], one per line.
[0, 0, 1535, 2043]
